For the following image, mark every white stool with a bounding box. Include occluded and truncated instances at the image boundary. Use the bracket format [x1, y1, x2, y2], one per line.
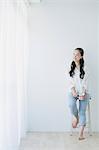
[87, 101, 92, 136]
[70, 99, 92, 136]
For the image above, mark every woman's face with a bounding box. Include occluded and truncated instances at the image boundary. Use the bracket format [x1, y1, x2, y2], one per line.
[73, 50, 82, 63]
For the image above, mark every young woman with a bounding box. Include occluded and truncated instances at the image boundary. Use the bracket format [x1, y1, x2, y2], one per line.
[68, 48, 89, 140]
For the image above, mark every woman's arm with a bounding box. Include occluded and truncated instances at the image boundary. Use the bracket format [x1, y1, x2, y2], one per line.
[69, 75, 78, 97]
[67, 63, 77, 97]
[79, 66, 89, 100]
[82, 66, 89, 94]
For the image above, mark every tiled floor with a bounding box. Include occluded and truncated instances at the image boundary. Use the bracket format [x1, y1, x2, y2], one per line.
[19, 132, 99, 150]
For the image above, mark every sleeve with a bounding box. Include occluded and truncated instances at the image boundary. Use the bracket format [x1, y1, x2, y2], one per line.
[69, 75, 75, 90]
[82, 66, 89, 93]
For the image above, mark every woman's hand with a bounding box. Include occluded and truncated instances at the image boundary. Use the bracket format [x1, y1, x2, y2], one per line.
[79, 91, 86, 100]
[79, 95, 85, 100]
[71, 87, 78, 97]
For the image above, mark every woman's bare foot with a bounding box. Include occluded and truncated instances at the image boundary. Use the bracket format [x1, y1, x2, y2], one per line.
[79, 126, 85, 140]
[78, 135, 85, 140]
[72, 115, 79, 128]
[78, 136, 85, 140]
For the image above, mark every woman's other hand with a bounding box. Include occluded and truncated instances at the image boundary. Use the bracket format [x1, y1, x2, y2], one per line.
[71, 87, 78, 97]
[79, 95, 85, 100]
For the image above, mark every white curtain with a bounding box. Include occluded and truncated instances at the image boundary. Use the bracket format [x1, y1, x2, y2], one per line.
[0, 0, 29, 150]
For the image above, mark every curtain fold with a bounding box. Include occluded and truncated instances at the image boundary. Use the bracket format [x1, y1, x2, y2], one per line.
[0, 1, 29, 150]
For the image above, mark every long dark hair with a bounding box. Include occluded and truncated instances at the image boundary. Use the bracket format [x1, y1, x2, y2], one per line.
[69, 48, 85, 79]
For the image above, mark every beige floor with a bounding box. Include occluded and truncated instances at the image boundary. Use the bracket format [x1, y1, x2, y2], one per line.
[19, 132, 99, 150]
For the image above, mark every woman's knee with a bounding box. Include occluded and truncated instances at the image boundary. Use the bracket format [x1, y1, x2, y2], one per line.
[68, 93, 76, 107]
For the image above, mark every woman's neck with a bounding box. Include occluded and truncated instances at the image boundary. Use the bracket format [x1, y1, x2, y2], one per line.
[75, 61, 80, 69]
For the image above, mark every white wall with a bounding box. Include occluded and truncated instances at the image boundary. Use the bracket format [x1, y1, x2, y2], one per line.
[27, 1, 98, 132]
[97, 1, 99, 130]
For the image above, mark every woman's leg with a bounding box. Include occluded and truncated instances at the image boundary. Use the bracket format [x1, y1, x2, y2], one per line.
[68, 93, 79, 128]
[79, 99, 88, 140]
